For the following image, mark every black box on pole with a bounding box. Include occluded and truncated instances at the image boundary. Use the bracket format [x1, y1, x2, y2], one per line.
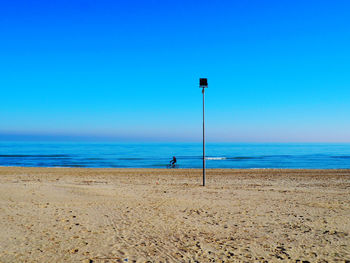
[199, 78, 208, 88]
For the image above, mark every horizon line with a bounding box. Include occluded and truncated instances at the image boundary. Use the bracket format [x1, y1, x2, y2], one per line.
[1, 131, 350, 144]
[0, 134, 350, 144]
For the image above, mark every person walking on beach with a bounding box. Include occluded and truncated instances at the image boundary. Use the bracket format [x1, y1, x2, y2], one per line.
[169, 156, 177, 168]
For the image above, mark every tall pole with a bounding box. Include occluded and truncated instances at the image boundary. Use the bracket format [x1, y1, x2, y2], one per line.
[202, 87, 206, 186]
[199, 78, 208, 186]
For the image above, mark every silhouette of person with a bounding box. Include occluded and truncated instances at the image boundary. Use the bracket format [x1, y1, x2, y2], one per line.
[170, 156, 177, 167]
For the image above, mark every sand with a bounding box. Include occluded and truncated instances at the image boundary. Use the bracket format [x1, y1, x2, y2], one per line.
[0, 167, 349, 262]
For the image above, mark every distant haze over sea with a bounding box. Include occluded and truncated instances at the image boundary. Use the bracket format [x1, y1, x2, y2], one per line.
[1, 132, 350, 143]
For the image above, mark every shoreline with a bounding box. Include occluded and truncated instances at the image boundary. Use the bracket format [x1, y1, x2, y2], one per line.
[2, 165, 350, 171]
[0, 167, 349, 262]
[1, 166, 350, 178]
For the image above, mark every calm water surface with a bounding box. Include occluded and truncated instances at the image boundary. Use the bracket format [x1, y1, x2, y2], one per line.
[1, 142, 350, 169]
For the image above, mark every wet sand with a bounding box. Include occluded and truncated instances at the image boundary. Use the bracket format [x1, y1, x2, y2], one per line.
[0, 167, 349, 262]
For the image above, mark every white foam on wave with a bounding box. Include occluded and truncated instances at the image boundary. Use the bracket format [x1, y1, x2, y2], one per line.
[206, 157, 227, 160]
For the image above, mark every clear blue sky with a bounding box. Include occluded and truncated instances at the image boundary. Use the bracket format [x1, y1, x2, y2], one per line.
[1, 0, 350, 142]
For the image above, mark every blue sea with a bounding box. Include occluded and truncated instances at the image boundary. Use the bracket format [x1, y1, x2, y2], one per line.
[1, 142, 350, 169]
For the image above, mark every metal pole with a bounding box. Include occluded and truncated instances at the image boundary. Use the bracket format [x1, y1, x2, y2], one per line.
[202, 87, 205, 186]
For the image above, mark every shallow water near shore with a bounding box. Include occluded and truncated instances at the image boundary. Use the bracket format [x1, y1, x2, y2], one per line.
[1, 142, 350, 169]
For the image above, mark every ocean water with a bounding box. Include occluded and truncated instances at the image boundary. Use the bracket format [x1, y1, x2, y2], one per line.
[1, 142, 350, 169]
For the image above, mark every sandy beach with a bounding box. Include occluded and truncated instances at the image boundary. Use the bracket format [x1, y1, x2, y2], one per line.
[0, 167, 349, 262]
